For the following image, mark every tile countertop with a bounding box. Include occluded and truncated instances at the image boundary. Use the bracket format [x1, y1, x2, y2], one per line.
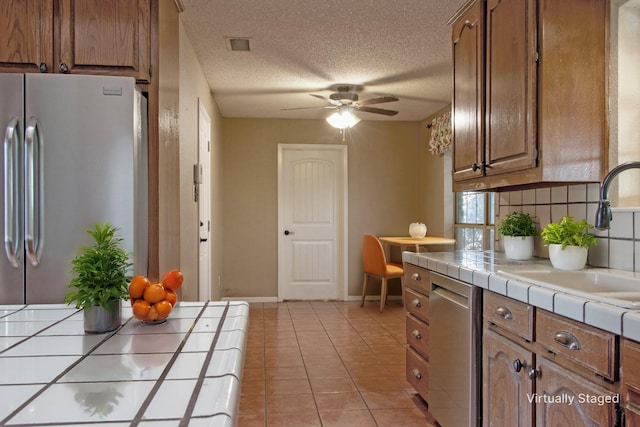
[402, 250, 640, 342]
[0, 301, 248, 427]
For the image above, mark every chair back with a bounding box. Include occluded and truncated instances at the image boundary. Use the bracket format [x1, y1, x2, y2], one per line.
[362, 234, 387, 276]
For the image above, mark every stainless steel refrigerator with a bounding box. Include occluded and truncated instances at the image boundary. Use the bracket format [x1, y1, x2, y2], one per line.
[1, 73, 148, 304]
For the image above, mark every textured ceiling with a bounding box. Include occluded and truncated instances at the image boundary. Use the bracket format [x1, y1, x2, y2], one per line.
[179, 0, 467, 122]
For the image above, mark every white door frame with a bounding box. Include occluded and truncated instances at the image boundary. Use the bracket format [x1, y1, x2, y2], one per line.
[197, 99, 212, 301]
[277, 143, 348, 301]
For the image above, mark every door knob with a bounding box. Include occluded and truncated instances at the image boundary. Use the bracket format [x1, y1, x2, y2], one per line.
[284, 230, 293, 235]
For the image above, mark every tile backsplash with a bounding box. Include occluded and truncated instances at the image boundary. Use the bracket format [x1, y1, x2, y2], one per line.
[496, 183, 639, 272]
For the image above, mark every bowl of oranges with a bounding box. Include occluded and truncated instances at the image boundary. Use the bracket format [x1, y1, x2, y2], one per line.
[129, 269, 183, 324]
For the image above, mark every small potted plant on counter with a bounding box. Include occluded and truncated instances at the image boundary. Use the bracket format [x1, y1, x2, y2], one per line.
[541, 216, 597, 271]
[497, 212, 537, 260]
[64, 223, 132, 333]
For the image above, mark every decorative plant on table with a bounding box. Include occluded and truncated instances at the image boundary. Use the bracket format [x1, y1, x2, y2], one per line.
[540, 216, 597, 270]
[497, 212, 537, 260]
[64, 223, 132, 332]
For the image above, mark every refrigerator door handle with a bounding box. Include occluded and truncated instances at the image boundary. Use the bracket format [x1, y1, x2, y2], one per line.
[25, 116, 43, 267]
[4, 117, 21, 267]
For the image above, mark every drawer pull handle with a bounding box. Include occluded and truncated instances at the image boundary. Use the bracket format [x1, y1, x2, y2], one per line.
[411, 330, 422, 340]
[495, 306, 513, 320]
[553, 331, 581, 350]
[411, 273, 422, 281]
[412, 299, 422, 308]
[411, 368, 422, 379]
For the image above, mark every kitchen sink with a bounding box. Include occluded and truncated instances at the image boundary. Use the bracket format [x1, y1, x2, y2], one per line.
[497, 268, 640, 309]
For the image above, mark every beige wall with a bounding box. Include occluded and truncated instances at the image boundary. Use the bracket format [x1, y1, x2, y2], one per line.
[178, 19, 223, 301]
[221, 118, 452, 298]
[158, 0, 181, 280]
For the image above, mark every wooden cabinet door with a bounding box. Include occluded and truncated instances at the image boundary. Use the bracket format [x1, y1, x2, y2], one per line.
[57, 0, 151, 81]
[484, 0, 537, 176]
[451, 0, 484, 182]
[536, 357, 619, 426]
[0, 0, 53, 73]
[483, 329, 534, 427]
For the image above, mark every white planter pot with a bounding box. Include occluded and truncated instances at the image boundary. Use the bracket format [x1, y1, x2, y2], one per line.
[503, 236, 534, 260]
[409, 222, 427, 238]
[548, 244, 588, 271]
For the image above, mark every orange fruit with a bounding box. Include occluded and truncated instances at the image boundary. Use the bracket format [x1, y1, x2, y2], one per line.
[132, 299, 151, 320]
[162, 269, 183, 291]
[164, 289, 177, 307]
[143, 283, 166, 304]
[129, 276, 150, 299]
[144, 305, 159, 322]
[155, 300, 173, 320]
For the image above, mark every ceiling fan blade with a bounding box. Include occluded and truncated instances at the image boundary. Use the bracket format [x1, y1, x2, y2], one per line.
[355, 106, 399, 116]
[356, 96, 399, 106]
[281, 105, 336, 111]
[310, 94, 329, 101]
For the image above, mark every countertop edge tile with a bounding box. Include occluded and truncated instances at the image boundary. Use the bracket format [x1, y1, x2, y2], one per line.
[584, 302, 625, 335]
[553, 293, 588, 322]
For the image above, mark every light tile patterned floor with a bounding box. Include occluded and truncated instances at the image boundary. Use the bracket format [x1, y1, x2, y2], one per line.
[237, 300, 437, 426]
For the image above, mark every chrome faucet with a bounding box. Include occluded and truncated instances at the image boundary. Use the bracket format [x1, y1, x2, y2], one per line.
[595, 161, 640, 230]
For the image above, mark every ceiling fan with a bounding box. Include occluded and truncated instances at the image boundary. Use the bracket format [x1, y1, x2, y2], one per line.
[282, 85, 400, 117]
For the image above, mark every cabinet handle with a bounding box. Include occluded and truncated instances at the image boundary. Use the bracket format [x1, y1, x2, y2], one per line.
[411, 368, 422, 379]
[464, 20, 476, 29]
[513, 359, 525, 372]
[528, 367, 541, 380]
[411, 299, 422, 308]
[494, 306, 513, 320]
[411, 330, 422, 340]
[472, 163, 480, 171]
[411, 273, 421, 281]
[38, 62, 47, 73]
[553, 331, 581, 350]
[59, 62, 69, 73]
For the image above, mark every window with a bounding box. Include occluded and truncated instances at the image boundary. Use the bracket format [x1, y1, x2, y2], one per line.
[455, 192, 495, 250]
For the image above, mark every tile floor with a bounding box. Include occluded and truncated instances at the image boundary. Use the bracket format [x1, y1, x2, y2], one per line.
[237, 300, 437, 426]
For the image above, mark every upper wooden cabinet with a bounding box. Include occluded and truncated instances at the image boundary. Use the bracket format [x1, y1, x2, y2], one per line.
[450, 0, 608, 191]
[0, 0, 151, 83]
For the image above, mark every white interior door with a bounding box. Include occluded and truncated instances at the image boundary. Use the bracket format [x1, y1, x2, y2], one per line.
[278, 144, 348, 301]
[198, 100, 211, 301]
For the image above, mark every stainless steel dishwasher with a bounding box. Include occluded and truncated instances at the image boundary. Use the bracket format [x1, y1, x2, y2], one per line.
[429, 272, 481, 427]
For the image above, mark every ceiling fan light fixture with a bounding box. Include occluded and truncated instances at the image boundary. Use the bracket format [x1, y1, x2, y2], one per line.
[326, 108, 360, 129]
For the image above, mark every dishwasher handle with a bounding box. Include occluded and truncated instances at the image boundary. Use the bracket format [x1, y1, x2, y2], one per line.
[431, 284, 470, 310]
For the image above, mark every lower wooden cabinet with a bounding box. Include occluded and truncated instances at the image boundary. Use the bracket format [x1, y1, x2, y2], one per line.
[483, 329, 534, 427]
[483, 291, 622, 426]
[536, 357, 619, 426]
[404, 263, 430, 403]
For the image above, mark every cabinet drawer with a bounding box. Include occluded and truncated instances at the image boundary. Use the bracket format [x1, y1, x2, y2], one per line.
[404, 263, 429, 295]
[405, 288, 428, 322]
[484, 291, 534, 341]
[536, 310, 617, 381]
[406, 313, 429, 358]
[623, 339, 640, 405]
[406, 346, 429, 400]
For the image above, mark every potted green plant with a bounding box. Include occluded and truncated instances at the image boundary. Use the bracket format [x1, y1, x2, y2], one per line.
[64, 223, 132, 333]
[540, 216, 597, 271]
[497, 212, 537, 260]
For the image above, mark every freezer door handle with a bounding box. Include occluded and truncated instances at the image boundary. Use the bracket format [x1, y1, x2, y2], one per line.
[25, 117, 43, 267]
[4, 117, 21, 267]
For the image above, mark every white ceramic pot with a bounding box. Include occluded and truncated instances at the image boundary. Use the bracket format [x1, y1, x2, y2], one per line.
[503, 236, 534, 260]
[409, 222, 427, 238]
[548, 244, 588, 271]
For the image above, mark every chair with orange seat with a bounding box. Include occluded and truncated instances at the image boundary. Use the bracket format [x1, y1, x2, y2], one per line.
[360, 234, 405, 312]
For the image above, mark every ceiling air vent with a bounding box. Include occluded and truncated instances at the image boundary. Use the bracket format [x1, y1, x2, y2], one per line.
[225, 37, 252, 52]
